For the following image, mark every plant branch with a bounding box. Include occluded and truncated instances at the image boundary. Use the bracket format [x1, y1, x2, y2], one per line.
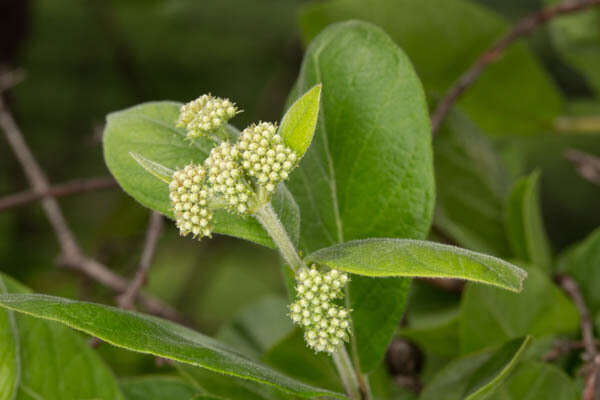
[0, 95, 180, 322]
[0, 68, 25, 92]
[117, 211, 164, 310]
[254, 202, 305, 272]
[0, 177, 118, 212]
[556, 274, 599, 400]
[565, 149, 600, 187]
[430, 0, 600, 135]
[332, 346, 362, 400]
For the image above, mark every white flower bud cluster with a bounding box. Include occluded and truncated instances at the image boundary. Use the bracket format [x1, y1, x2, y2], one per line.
[289, 266, 351, 354]
[176, 94, 239, 139]
[205, 141, 253, 214]
[169, 164, 213, 239]
[238, 122, 298, 192]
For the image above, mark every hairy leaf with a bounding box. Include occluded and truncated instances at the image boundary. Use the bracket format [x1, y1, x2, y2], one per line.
[121, 376, 202, 400]
[287, 20, 434, 372]
[0, 293, 344, 399]
[278, 84, 322, 158]
[307, 239, 527, 292]
[0, 274, 123, 400]
[505, 170, 552, 273]
[103, 101, 299, 248]
[299, 0, 562, 136]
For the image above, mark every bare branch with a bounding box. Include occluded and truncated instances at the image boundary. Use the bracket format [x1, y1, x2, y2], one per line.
[0, 68, 25, 92]
[556, 274, 599, 399]
[0, 177, 118, 212]
[565, 149, 600, 187]
[431, 0, 600, 135]
[117, 211, 164, 310]
[0, 95, 180, 322]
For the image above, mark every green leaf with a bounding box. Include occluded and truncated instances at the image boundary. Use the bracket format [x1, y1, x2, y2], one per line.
[421, 337, 531, 400]
[459, 268, 579, 354]
[0, 293, 345, 399]
[103, 101, 299, 248]
[504, 170, 552, 273]
[278, 84, 322, 158]
[545, 0, 600, 98]
[286, 20, 434, 372]
[557, 227, 600, 314]
[306, 238, 527, 292]
[121, 376, 202, 400]
[434, 111, 511, 257]
[0, 274, 123, 400]
[490, 361, 578, 400]
[299, 0, 562, 136]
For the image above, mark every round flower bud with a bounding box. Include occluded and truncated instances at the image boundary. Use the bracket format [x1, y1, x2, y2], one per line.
[169, 164, 213, 240]
[288, 265, 352, 354]
[176, 94, 240, 139]
[238, 122, 298, 191]
[205, 141, 254, 214]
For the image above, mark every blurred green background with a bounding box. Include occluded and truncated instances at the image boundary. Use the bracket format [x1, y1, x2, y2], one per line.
[1, 0, 599, 379]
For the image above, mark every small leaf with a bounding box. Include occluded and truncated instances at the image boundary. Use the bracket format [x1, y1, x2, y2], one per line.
[121, 376, 201, 400]
[459, 268, 579, 354]
[130, 152, 174, 184]
[103, 101, 299, 248]
[421, 337, 531, 400]
[0, 293, 345, 399]
[464, 336, 531, 400]
[505, 170, 552, 273]
[306, 238, 527, 292]
[278, 84, 322, 158]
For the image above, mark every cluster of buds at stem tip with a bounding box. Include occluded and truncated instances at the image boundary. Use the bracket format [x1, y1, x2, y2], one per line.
[289, 266, 351, 354]
[176, 94, 239, 139]
[169, 95, 300, 240]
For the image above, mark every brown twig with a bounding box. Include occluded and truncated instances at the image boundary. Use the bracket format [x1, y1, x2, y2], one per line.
[0, 94, 180, 322]
[556, 274, 600, 400]
[117, 211, 164, 310]
[430, 0, 600, 135]
[0, 177, 118, 212]
[565, 149, 600, 187]
[0, 68, 25, 92]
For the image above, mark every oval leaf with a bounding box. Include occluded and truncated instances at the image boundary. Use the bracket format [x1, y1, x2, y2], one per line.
[278, 84, 322, 158]
[306, 238, 527, 292]
[103, 101, 299, 248]
[0, 293, 344, 399]
[286, 20, 434, 372]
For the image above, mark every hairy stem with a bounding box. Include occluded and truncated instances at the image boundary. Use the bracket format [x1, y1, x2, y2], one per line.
[333, 346, 362, 400]
[254, 202, 305, 272]
[255, 201, 364, 399]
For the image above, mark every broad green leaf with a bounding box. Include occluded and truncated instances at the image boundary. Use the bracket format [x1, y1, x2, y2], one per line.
[504, 170, 552, 273]
[490, 361, 578, 400]
[434, 112, 511, 257]
[0, 293, 345, 399]
[121, 376, 202, 400]
[399, 308, 460, 359]
[216, 296, 293, 359]
[103, 101, 300, 248]
[459, 268, 579, 354]
[545, 0, 600, 98]
[421, 337, 531, 400]
[287, 20, 434, 372]
[278, 84, 322, 157]
[557, 227, 600, 314]
[306, 239, 527, 292]
[0, 274, 123, 400]
[299, 0, 562, 136]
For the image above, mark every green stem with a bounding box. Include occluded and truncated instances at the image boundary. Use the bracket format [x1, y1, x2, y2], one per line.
[333, 346, 362, 400]
[254, 201, 364, 399]
[254, 202, 304, 272]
